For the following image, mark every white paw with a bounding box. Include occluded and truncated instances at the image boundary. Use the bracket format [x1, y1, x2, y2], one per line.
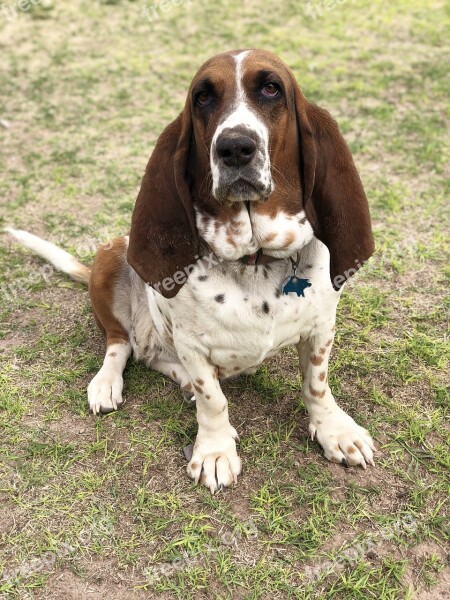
[87, 370, 124, 415]
[309, 406, 376, 468]
[187, 426, 241, 494]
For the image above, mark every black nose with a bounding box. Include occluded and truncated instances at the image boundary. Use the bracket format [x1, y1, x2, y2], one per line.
[216, 134, 257, 167]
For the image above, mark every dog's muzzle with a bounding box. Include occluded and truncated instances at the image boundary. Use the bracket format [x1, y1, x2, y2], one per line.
[211, 126, 273, 203]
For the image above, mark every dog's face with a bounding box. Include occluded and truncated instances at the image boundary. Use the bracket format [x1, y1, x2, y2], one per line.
[188, 49, 297, 204]
[127, 49, 374, 298]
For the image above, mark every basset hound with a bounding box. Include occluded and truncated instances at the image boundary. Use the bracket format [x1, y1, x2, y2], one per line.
[7, 49, 376, 493]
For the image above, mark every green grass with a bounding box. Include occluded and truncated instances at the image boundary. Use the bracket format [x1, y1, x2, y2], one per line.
[0, 0, 449, 598]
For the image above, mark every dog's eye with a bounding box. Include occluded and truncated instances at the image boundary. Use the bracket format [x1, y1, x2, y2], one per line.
[261, 82, 280, 98]
[197, 92, 213, 107]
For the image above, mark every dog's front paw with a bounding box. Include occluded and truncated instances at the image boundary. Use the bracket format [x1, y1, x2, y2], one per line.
[309, 406, 376, 468]
[87, 369, 124, 415]
[187, 426, 241, 494]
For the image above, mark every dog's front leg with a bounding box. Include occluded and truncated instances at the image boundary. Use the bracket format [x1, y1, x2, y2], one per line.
[178, 351, 241, 493]
[297, 331, 376, 468]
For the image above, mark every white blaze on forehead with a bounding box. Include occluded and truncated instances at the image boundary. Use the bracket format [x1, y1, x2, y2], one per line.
[234, 50, 249, 103]
[210, 50, 272, 198]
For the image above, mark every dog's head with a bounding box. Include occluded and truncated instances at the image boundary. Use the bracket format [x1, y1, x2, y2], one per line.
[128, 49, 374, 297]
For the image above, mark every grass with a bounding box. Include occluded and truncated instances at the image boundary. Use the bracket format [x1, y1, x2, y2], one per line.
[0, 0, 449, 598]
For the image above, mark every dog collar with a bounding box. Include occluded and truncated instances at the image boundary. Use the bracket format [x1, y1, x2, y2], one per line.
[240, 250, 311, 297]
[240, 249, 280, 266]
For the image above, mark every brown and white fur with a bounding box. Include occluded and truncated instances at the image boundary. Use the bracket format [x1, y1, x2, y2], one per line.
[7, 49, 376, 494]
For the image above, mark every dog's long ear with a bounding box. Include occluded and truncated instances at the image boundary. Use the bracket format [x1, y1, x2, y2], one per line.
[294, 83, 374, 290]
[127, 104, 199, 298]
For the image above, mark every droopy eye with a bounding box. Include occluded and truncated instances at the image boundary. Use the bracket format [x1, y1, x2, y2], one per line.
[196, 91, 213, 107]
[261, 82, 280, 98]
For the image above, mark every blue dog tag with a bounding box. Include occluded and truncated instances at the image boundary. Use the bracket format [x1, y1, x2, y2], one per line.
[281, 254, 312, 297]
[282, 276, 312, 297]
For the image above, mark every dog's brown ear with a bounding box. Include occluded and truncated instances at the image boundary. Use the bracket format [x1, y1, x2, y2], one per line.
[294, 84, 374, 290]
[127, 105, 199, 298]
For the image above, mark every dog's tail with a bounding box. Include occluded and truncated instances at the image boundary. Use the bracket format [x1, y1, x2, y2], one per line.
[5, 228, 91, 285]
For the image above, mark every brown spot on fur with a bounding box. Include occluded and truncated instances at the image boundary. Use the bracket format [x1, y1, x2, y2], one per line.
[190, 463, 198, 470]
[347, 446, 356, 454]
[309, 385, 326, 398]
[319, 347, 327, 355]
[263, 232, 277, 243]
[206, 394, 211, 399]
[195, 378, 205, 386]
[226, 235, 237, 248]
[172, 370, 177, 379]
[326, 338, 333, 347]
[193, 384, 203, 394]
[298, 216, 307, 224]
[317, 420, 322, 425]
[310, 354, 324, 365]
[334, 445, 340, 452]
[108, 352, 117, 357]
[231, 353, 237, 358]
[183, 382, 193, 391]
[229, 217, 243, 233]
[234, 366, 239, 371]
[284, 231, 296, 246]
[319, 371, 326, 381]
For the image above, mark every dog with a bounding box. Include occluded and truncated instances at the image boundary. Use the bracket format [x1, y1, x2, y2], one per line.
[7, 49, 376, 493]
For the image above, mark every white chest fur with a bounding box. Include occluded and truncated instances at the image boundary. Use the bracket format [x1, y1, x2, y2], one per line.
[144, 237, 341, 377]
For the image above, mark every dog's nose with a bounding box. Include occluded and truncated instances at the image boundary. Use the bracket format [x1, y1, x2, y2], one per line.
[216, 135, 257, 167]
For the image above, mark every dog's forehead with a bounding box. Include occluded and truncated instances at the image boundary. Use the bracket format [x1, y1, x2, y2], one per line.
[191, 49, 291, 88]
[190, 53, 235, 88]
[241, 50, 292, 77]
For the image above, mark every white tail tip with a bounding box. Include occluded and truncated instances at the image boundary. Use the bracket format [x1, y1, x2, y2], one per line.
[5, 227, 91, 284]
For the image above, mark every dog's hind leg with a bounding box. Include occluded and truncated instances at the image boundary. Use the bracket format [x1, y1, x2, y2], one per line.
[150, 358, 195, 402]
[88, 237, 132, 414]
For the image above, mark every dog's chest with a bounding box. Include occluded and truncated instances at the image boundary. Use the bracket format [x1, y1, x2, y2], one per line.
[188, 276, 308, 375]
[154, 240, 340, 376]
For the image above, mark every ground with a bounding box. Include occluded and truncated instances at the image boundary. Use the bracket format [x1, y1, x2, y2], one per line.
[0, 0, 449, 598]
